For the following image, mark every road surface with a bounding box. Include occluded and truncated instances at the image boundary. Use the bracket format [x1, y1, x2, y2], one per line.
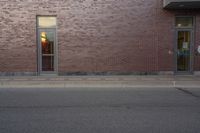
[0, 87, 200, 133]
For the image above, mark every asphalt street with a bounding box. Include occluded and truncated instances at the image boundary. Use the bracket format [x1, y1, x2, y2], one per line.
[0, 87, 200, 133]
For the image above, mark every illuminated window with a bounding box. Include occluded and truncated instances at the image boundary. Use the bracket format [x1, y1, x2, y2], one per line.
[38, 17, 57, 28]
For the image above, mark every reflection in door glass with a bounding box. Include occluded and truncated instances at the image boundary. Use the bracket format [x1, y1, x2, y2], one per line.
[40, 31, 54, 71]
[41, 32, 54, 54]
[42, 56, 54, 71]
[177, 31, 190, 71]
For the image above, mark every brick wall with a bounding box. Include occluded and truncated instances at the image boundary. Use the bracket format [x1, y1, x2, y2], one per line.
[0, 0, 200, 75]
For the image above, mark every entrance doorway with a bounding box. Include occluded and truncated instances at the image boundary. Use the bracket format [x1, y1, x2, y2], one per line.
[37, 17, 57, 75]
[175, 16, 194, 73]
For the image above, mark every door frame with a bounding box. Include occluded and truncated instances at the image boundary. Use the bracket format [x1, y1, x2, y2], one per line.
[37, 28, 58, 75]
[174, 29, 194, 74]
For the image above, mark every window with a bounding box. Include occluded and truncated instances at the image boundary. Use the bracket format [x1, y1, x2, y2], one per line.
[175, 17, 193, 28]
[37, 16, 57, 28]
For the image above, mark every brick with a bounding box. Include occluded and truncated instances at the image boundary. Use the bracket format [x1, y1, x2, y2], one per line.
[0, 0, 200, 74]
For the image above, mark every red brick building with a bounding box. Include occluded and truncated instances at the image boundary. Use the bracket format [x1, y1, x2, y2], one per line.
[0, 0, 200, 76]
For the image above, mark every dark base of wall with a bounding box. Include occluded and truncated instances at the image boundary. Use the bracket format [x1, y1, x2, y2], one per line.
[58, 72, 160, 76]
[0, 71, 175, 76]
[0, 72, 37, 76]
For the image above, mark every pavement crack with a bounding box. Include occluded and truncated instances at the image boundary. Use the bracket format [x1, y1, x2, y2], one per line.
[175, 87, 200, 99]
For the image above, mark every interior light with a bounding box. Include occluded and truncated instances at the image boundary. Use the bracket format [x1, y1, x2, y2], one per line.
[41, 32, 47, 43]
[178, 24, 182, 27]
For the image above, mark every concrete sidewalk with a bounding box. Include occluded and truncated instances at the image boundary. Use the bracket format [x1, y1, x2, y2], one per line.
[0, 75, 200, 88]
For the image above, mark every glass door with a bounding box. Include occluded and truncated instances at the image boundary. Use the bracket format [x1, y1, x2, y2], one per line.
[176, 30, 192, 72]
[38, 29, 57, 74]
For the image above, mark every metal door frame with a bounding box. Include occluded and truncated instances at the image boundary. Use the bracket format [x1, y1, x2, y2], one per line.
[37, 28, 58, 75]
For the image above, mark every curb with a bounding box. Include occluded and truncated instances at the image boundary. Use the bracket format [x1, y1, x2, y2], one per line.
[0, 80, 200, 88]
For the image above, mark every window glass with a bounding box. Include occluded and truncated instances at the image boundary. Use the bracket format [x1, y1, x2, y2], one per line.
[38, 17, 56, 28]
[175, 17, 193, 28]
